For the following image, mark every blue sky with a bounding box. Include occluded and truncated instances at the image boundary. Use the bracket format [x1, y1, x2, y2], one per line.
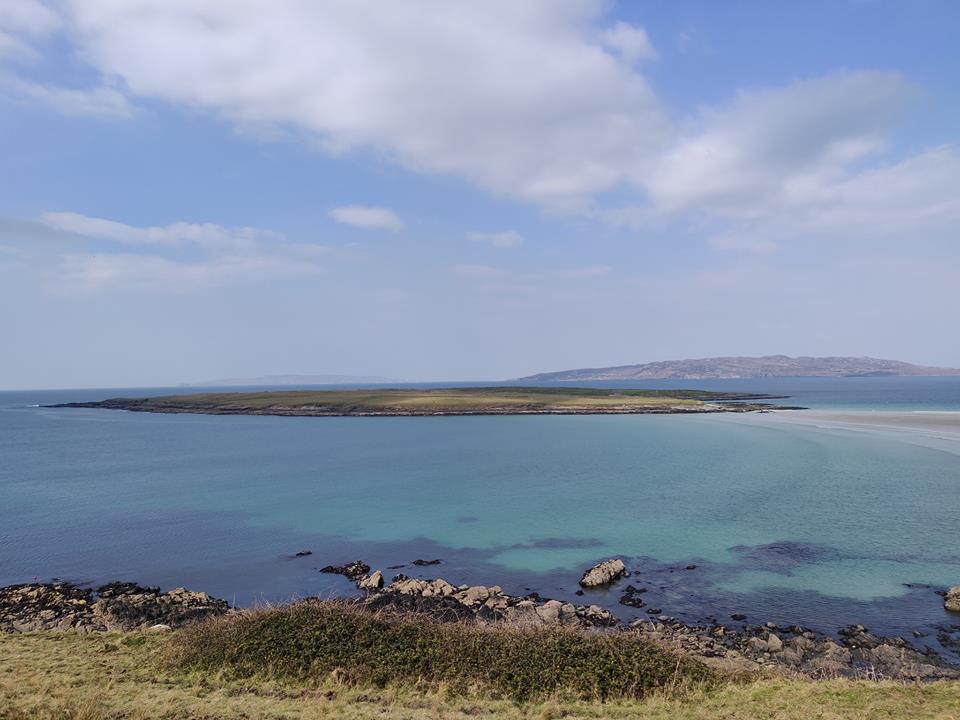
[1, 0, 958, 388]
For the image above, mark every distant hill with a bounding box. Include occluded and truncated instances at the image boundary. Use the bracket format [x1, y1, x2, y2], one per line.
[515, 356, 960, 382]
[190, 374, 398, 387]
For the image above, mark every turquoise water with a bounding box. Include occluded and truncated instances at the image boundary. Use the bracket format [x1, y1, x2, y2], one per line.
[1, 378, 959, 648]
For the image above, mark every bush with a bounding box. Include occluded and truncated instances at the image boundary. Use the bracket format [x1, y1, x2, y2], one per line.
[168, 600, 712, 702]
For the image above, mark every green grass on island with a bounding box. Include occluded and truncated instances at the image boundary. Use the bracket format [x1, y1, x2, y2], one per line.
[59, 386, 788, 417]
[3, 605, 959, 720]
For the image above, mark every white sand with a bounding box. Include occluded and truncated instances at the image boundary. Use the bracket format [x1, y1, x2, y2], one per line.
[757, 409, 960, 454]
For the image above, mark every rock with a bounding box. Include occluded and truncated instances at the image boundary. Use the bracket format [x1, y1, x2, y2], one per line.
[455, 586, 490, 606]
[357, 571, 383, 590]
[146, 623, 171, 632]
[0, 581, 229, 633]
[294, 550, 312, 557]
[579, 559, 626, 588]
[766, 633, 783, 653]
[390, 578, 430, 595]
[536, 599, 562, 624]
[412, 559, 442, 566]
[363, 591, 475, 622]
[731, 613, 747, 621]
[428, 579, 457, 597]
[320, 560, 370, 581]
[945, 586, 960, 613]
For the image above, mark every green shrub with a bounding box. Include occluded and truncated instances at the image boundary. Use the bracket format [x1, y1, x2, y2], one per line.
[168, 600, 712, 702]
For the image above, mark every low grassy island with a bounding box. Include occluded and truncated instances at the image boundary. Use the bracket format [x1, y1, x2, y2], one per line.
[52, 386, 802, 417]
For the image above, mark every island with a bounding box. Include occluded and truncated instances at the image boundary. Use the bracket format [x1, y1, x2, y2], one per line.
[49, 387, 802, 417]
[515, 355, 960, 382]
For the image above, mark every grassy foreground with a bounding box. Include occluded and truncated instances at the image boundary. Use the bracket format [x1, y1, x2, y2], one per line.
[55, 386, 783, 417]
[3, 605, 960, 719]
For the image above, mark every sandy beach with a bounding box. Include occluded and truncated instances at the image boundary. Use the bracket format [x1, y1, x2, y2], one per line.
[760, 409, 960, 453]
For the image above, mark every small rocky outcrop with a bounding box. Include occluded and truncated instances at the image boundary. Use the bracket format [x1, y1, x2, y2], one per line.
[1, 582, 229, 633]
[351, 567, 617, 629]
[579, 559, 626, 588]
[628, 618, 960, 681]
[619, 584, 647, 608]
[319, 560, 370, 581]
[945, 587, 960, 613]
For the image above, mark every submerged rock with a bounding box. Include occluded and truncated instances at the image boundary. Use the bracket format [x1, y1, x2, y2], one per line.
[579, 559, 626, 588]
[319, 560, 370, 581]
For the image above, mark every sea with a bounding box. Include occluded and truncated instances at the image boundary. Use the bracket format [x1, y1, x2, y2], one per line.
[1, 376, 958, 656]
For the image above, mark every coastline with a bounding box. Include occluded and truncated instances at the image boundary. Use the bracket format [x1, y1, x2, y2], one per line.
[4, 563, 959, 681]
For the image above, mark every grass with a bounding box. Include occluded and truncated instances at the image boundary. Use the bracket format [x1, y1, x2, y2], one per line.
[3, 627, 960, 719]
[73, 386, 776, 416]
[167, 601, 712, 702]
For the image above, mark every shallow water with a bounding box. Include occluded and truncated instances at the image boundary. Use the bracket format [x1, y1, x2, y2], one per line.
[1, 378, 959, 655]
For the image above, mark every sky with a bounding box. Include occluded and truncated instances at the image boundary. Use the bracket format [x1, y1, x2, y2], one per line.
[0, 0, 958, 389]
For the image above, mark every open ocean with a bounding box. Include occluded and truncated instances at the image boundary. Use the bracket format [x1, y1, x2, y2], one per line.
[2, 376, 958, 657]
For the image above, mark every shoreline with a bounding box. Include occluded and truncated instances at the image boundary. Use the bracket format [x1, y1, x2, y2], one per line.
[4, 561, 959, 681]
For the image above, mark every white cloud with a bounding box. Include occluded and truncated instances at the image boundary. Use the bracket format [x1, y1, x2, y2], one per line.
[329, 206, 403, 231]
[0, 75, 133, 117]
[0, 1, 129, 114]
[23, 212, 353, 292]
[466, 230, 523, 249]
[42, 212, 277, 250]
[58, 252, 322, 293]
[2, 3, 955, 260]
[644, 71, 912, 217]
[0, 0, 60, 37]
[32, 0, 667, 205]
[601, 22, 656, 63]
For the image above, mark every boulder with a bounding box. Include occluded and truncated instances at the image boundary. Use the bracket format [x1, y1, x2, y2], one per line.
[390, 578, 430, 595]
[765, 633, 783, 653]
[455, 586, 491, 606]
[945, 586, 960, 613]
[579, 559, 626, 588]
[357, 571, 383, 590]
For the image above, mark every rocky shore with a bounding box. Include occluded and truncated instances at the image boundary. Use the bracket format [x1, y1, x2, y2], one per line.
[3, 567, 958, 682]
[338, 559, 960, 681]
[0, 581, 230, 633]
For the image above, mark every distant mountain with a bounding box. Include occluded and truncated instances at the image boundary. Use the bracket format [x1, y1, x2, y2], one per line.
[515, 356, 960, 382]
[190, 374, 399, 387]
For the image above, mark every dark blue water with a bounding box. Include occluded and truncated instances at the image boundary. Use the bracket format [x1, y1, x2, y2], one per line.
[1, 377, 958, 654]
